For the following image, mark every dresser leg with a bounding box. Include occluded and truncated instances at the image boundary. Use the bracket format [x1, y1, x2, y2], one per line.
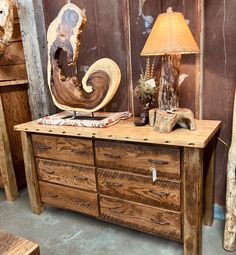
[204, 138, 215, 226]
[0, 95, 19, 201]
[183, 148, 203, 255]
[21, 132, 44, 214]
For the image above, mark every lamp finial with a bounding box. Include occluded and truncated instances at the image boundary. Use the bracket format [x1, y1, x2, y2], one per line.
[167, 7, 173, 13]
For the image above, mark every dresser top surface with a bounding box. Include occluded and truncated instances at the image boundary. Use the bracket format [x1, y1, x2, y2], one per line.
[15, 113, 221, 148]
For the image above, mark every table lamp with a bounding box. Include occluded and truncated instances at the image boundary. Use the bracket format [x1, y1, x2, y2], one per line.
[141, 7, 200, 133]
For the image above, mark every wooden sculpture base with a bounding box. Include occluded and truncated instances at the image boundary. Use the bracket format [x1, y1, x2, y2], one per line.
[149, 108, 196, 133]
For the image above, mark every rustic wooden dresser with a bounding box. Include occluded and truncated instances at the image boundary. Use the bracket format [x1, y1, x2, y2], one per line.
[15, 115, 221, 255]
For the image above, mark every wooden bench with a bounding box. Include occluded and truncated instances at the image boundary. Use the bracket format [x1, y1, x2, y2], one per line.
[0, 230, 40, 255]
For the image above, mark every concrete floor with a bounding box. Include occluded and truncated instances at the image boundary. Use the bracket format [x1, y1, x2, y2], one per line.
[0, 189, 235, 255]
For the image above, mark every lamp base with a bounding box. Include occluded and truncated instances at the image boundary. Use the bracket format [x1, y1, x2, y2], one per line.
[149, 108, 196, 133]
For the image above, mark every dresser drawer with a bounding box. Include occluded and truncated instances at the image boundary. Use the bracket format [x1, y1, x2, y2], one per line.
[100, 195, 181, 241]
[95, 140, 180, 181]
[36, 159, 96, 192]
[98, 168, 180, 211]
[32, 134, 94, 165]
[39, 181, 98, 217]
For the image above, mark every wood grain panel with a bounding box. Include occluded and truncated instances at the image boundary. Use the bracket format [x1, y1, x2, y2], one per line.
[100, 195, 182, 241]
[98, 168, 180, 211]
[1, 85, 31, 189]
[95, 140, 180, 181]
[32, 134, 94, 166]
[0, 64, 27, 81]
[36, 159, 97, 192]
[39, 181, 98, 217]
[0, 42, 25, 65]
[0, 230, 40, 255]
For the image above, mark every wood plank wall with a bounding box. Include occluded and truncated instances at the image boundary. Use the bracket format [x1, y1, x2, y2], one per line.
[204, 0, 236, 206]
[0, 0, 31, 189]
[42, 0, 233, 207]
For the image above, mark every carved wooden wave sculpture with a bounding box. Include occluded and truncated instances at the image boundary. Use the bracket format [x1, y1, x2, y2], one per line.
[47, 3, 121, 113]
[0, 0, 13, 57]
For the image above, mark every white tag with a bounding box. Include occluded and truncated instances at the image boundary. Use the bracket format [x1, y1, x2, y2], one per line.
[150, 167, 157, 182]
[145, 78, 156, 88]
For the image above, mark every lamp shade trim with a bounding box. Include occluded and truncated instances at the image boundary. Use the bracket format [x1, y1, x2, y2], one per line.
[141, 11, 200, 56]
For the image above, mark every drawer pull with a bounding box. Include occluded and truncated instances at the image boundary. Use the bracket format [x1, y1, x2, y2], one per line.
[148, 159, 169, 165]
[106, 181, 123, 188]
[104, 153, 121, 159]
[109, 208, 125, 214]
[38, 145, 52, 150]
[74, 176, 88, 181]
[76, 199, 91, 207]
[149, 190, 170, 197]
[71, 149, 87, 155]
[46, 171, 55, 175]
[44, 192, 58, 198]
[151, 218, 170, 226]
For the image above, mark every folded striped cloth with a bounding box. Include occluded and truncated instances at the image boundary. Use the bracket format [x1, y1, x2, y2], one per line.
[36, 111, 132, 128]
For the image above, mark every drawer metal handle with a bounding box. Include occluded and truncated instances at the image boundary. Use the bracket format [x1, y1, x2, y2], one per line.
[38, 145, 52, 150]
[151, 218, 170, 226]
[46, 171, 55, 175]
[74, 176, 88, 181]
[71, 149, 87, 155]
[104, 153, 121, 159]
[44, 192, 58, 198]
[106, 181, 123, 188]
[149, 190, 170, 197]
[109, 208, 125, 214]
[76, 199, 91, 207]
[148, 159, 169, 165]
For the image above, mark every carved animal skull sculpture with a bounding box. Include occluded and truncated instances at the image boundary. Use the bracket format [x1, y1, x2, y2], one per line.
[47, 3, 121, 113]
[0, 0, 13, 57]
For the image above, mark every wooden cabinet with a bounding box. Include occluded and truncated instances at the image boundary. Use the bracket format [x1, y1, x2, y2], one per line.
[15, 116, 221, 255]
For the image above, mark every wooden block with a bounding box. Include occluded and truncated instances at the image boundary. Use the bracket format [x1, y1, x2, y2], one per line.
[36, 159, 97, 192]
[95, 140, 180, 181]
[100, 195, 182, 241]
[0, 230, 40, 255]
[32, 134, 94, 166]
[39, 181, 99, 217]
[98, 168, 180, 211]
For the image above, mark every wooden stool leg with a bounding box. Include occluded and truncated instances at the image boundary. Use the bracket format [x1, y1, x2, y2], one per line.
[21, 131, 44, 214]
[183, 148, 203, 255]
[0, 96, 18, 201]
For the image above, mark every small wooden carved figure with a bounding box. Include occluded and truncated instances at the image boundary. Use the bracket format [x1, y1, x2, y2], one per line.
[47, 4, 121, 113]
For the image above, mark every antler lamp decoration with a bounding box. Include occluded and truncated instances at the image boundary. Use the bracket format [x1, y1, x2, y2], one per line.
[48, 3, 121, 113]
[0, 0, 13, 58]
[141, 7, 200, 133]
